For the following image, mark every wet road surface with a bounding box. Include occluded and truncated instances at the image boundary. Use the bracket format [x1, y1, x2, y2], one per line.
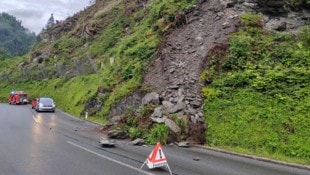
[0, 103, 309, 175]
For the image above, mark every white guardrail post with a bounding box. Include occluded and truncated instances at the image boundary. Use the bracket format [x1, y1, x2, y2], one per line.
[85, 111, 88, 120]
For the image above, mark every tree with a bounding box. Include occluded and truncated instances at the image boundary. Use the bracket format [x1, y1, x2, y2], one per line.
[0, 12, 36, 58]
[46, 13, 55, 28]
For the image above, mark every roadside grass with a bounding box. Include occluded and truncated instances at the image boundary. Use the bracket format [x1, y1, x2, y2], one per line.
[0, 75, 98, 118]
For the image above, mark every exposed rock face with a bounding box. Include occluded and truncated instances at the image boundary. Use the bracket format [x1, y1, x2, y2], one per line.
[109, 91, 144, 117]
[143, 0, 240, 143]
[141, 92, 160, 106]
[83, 97, 103, 116]
[220, 0, 310, 33]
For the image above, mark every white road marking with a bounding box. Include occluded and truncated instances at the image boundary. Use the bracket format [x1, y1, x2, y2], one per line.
[32, 115, 40, 123]
[67, 141, 154, 175]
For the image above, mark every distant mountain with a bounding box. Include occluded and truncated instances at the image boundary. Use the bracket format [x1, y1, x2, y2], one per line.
[0, 12, 36, 59]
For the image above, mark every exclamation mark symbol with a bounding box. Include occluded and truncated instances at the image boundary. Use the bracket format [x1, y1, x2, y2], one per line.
[159, 149, 162, 159]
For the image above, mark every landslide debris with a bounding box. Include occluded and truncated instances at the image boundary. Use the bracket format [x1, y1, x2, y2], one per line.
[143, 0, 240, 143]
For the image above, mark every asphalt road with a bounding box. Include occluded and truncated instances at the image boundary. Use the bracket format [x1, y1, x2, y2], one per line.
[0, 103, 309, 175]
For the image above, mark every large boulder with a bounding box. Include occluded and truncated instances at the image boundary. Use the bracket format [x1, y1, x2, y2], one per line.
[150, 106, 163, 118]
[131, 138, 145, 146]
[150, 106, 167, 123]
[166, 102, 186, 114]
[141, 92, 160, 106]
[165, 119, 181, 134]
[107, 129, 129, 139]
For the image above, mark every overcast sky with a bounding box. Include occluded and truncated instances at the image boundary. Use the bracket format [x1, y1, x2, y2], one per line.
[0, 0, 91, 34]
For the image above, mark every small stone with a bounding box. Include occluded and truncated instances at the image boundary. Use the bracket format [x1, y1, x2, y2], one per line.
[131, 138, 144, 146]
[193, 157, 200, 161]
[100, 137, 115, 147]
[178, 141, 190, 148]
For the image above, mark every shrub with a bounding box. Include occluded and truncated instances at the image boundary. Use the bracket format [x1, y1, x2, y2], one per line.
[146, 124, 169, 145]
[223, 33, 252, 70]
[129, 127, 146, 139]
[240, 13, 263, 28]
[298, 25, 310, 47]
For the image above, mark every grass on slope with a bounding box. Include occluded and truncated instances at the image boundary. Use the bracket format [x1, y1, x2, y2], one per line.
[0, 0, 198, 122]
[202, 13, 310, 164]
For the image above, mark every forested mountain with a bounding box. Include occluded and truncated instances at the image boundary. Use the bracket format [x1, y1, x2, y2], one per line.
[0, 12, 36, 59]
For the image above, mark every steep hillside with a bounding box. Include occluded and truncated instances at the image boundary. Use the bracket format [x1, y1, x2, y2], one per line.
[0, 0, 309, 164]
[144, 0, 240, 143]
[202, 14, 309, 164]
[200, 0, 309, 164]
[0, 0, 201, 140]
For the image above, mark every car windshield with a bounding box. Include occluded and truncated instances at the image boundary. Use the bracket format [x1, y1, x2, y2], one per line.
[20, 94, 27, 98]
[40, 98, 53, 104]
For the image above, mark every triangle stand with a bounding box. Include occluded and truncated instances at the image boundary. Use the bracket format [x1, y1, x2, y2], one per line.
[140, 160, 173, 175]
[140, 142, 173, 175]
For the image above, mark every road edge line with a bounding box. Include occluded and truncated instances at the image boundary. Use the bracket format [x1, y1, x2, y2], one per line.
[193, 145, 310, 171]
[67, 141, 154, 175]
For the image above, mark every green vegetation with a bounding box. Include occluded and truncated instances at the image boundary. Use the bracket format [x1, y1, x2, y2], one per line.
[146, 124, 170, 145]
[0, 75, 98, 117]
[1, 0, 309, 165]
[0, 13, 36, 59]
[0, 0, 198, 120]
[202, 14, 310, 164]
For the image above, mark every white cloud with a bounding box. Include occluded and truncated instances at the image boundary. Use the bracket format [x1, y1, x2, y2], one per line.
[0, 0, 90, 34]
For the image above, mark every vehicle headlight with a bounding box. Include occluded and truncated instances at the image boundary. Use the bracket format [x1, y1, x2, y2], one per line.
[39, 103, 44, 107]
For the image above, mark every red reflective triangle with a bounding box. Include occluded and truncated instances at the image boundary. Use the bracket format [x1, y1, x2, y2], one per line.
[147, 142, 167, 163]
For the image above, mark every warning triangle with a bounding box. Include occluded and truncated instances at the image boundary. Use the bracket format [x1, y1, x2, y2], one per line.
[147, 142, 167, 163]
[140, 142, 173, 175]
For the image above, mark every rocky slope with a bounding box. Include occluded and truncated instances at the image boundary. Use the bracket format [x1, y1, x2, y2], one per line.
[143, 0, 240, 142]
[140, 0, 309, 143]
[145, 0, 240, 119]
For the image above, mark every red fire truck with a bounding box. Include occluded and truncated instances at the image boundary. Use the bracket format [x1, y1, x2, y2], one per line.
[8, 91, 29, 105]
